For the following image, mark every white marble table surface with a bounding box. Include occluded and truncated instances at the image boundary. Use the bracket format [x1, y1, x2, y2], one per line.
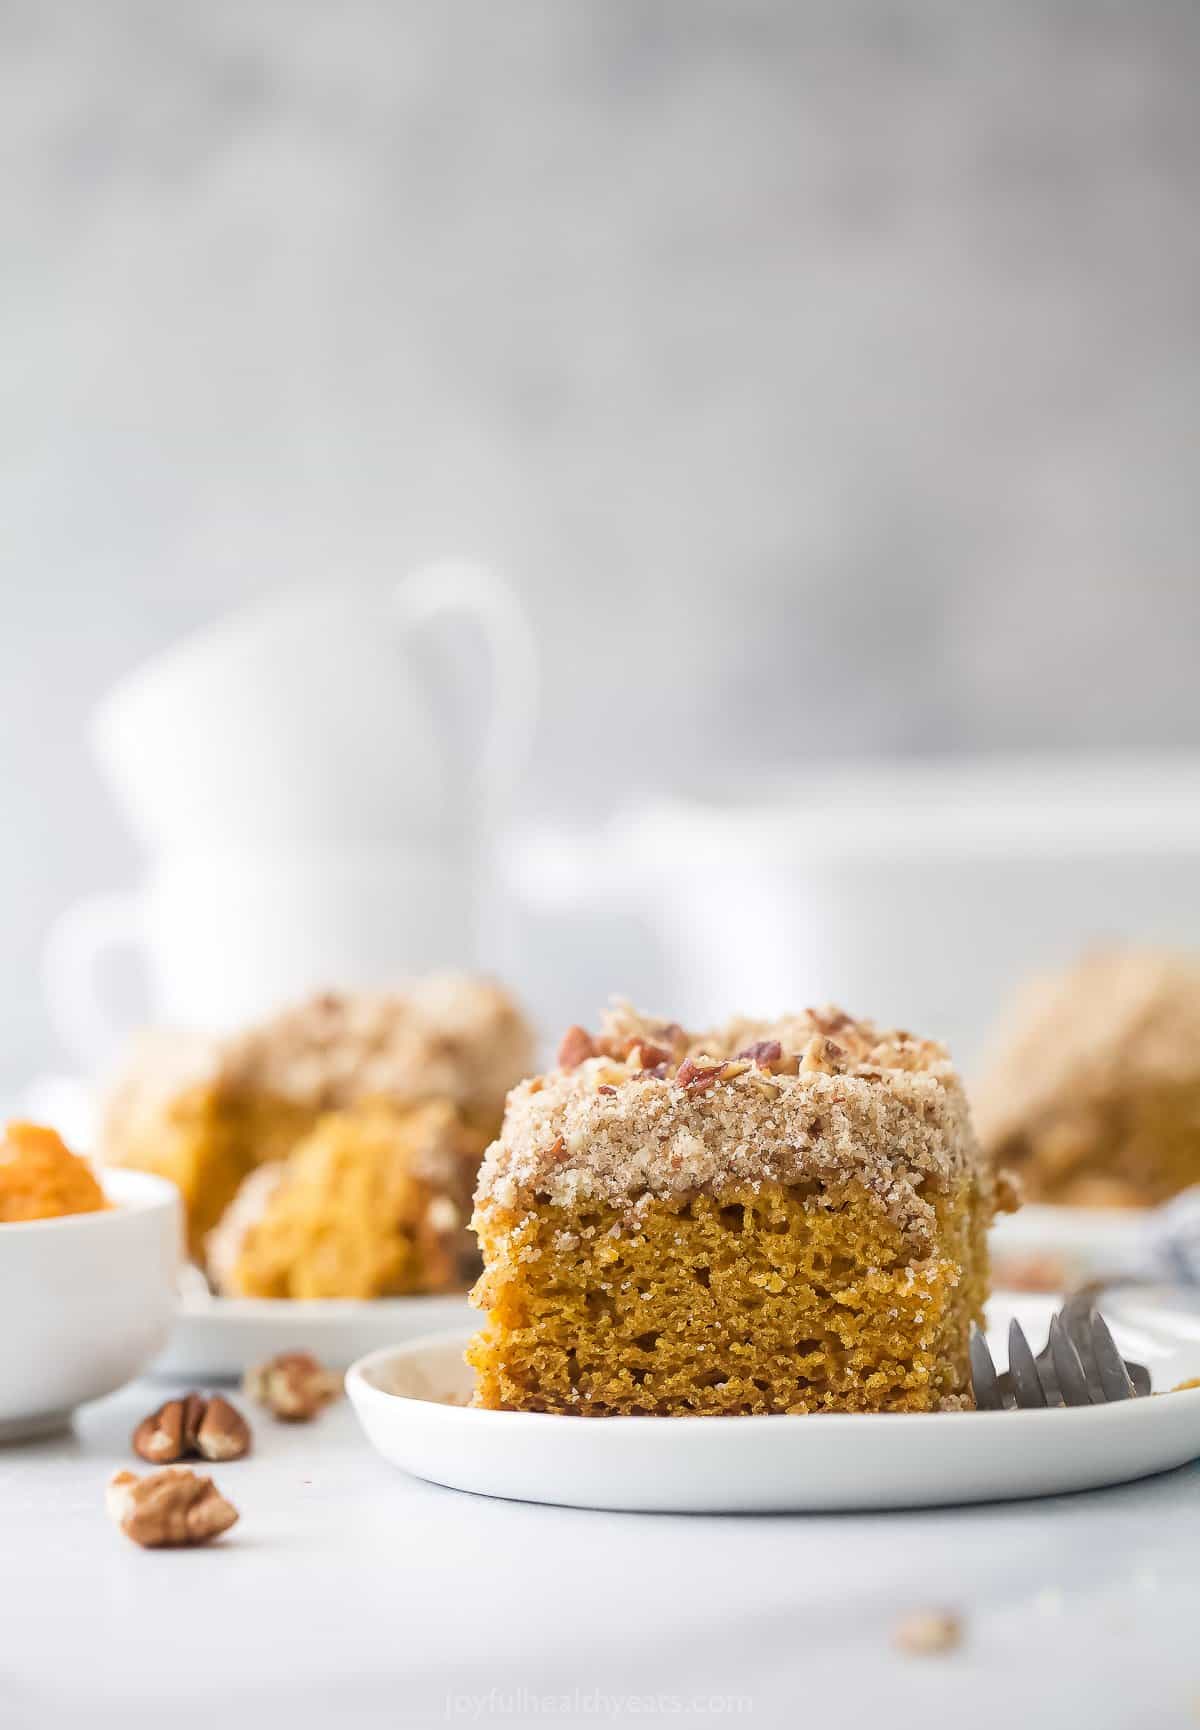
[3, 1374, 1199, 1730]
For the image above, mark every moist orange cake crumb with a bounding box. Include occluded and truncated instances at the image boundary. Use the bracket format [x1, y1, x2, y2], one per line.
[209, 1099, 488, 1299]
[0, 1120, 108, 1222]
[467, 1003, 1005, 1415]
[976, 949, 1200, 1208]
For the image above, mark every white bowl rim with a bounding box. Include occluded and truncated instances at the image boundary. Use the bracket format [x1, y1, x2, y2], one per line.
[0, 1166, 179, 1236]
[345, 1319, 1200, 1431]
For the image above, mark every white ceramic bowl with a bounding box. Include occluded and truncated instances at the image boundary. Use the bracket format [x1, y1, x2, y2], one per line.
[0, 1169, 181, 1441]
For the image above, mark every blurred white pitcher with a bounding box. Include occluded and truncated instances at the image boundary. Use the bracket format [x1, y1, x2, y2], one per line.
[89, 563, 537, 851]
[45, 563, 538, 1068]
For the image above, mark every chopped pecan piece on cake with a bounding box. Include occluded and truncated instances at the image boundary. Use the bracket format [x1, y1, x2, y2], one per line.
[467, 1002, 1000, 1416]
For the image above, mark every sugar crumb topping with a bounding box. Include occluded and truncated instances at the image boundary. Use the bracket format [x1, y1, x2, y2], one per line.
[975, 947, 1200, 1150]
[104, 975, 534, 1130]
[475, 1002, 988, 1235]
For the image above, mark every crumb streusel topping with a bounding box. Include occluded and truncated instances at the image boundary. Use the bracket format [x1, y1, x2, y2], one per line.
[475, 1002, 988, 1241]
[221, 976, 532, 1116]
[106, 975, 533, 1125]
[975, 948, 1200, 1150]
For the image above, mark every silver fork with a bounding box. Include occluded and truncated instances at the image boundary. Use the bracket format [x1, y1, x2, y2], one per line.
[970, 1293, 1151, 1410]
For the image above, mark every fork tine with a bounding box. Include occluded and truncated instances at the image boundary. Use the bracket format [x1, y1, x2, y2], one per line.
[1129, 1360, 1152, 1398]
[1064, 1293, 1150, 1396]
[1090, 1313, 1137, 1401]
[1059, 1293, 1101, 1391]
[1008, 1318, 1048, 1408]
[1049, 1313, 1094, 1406]
[970, 1326, 1005, 1410]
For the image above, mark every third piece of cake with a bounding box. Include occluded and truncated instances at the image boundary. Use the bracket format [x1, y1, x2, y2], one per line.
[468, 1002, 1005, 1415]
[976, 948, 1200, 1208]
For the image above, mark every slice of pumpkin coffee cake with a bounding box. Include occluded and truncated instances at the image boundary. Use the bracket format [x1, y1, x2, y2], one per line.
[468, 1003, 1003, 1415]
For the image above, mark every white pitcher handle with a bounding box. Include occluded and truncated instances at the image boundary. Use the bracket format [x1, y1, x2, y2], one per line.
[392, 561, 538, 821]
[43, 891, 146, 1073]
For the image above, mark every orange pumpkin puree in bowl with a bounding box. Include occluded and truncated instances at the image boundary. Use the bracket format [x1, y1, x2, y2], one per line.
[0, 1121, 109, 1223]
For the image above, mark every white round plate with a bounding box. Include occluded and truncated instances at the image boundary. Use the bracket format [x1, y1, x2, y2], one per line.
[153, 1291, 474, 1381]
[346, 1291, 1200, 1512]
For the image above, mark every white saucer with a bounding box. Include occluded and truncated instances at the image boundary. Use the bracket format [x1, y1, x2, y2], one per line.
[153, 1291, 474, 1380]
[345, 1291, 1200, 1512]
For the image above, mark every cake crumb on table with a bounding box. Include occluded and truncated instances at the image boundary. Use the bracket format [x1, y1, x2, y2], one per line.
[892, 1610, 963, 1655]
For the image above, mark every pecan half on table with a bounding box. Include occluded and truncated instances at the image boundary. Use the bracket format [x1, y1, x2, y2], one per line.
[243, 1351, 342, 1422]
[132, 1393, 252, 1464]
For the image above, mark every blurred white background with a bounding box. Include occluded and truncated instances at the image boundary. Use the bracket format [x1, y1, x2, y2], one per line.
[4, 0, 1200, 1087]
